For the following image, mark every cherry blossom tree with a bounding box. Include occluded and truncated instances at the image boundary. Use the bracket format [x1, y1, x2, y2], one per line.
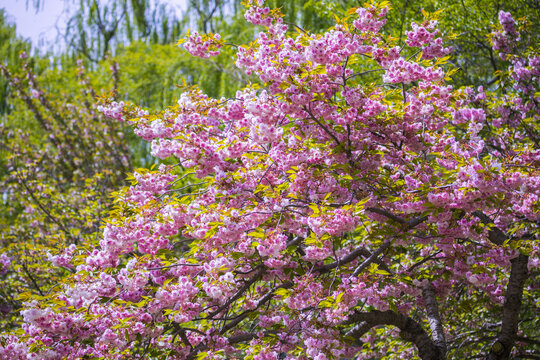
[1, 1, 538, 359]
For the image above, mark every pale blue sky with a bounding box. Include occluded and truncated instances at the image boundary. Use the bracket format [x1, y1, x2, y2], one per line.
[1, 0, 187, 51]
[1, 0, 69, 48]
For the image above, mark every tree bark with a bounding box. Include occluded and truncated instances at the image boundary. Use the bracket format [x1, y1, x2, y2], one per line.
[344, 310, 445, 360]
[486, 254, 529, 360]
[422, 282, 447, 358]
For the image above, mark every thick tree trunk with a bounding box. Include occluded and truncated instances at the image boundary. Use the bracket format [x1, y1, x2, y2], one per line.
[423, 282, 447, 358]
[486, 254, 529, 360]
[345, 310, 445, 360]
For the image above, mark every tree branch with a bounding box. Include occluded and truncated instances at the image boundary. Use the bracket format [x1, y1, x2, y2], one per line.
[21, 263, 44, 297]
[486, 254, 529, 360]
[206, 265, 265, 318]
[366, 207, 406, 224]
[472, 211, 506, 246]
[186, 281, 293, 360]
[344, 310, 444, 360]
[366, 207, 427, 230]
[422, 282, 447, 357]
[315, 246, 392, 274]
[219, 280, 293, 335]
[302, 105, 342, 148]
[352, 240, 391, 276]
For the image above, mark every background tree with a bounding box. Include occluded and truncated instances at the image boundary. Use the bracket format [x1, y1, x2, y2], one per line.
[0, 53, 131, 330]
[0, 9, 30, 115]
[63, 0, 183, 62]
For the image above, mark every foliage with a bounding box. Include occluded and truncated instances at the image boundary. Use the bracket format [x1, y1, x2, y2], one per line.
[63, 0, 184, 62]
[392, 0, 540, 86]
[262, 0, 540, 87]
[0, 55, 131, 331]
[0, 9, 30, 115]
[1, 1, 538, 359]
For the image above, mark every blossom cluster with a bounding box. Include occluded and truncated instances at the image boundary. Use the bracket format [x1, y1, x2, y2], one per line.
[406, 20, 451, 59]
[491, 11, 520, 59]
[244, 0, 275, 27]
[0, 253, 10, 275]
[353, 6, 387, 33]
[182, 31, 223, 59]
[96, 101, 127, 122]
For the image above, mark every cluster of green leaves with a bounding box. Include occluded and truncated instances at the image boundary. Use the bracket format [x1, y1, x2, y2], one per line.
[0, 10, 29, 115]
[0, 51, 131, 329]
[273, 0, 539, 87]
[0, 0, 253, 331]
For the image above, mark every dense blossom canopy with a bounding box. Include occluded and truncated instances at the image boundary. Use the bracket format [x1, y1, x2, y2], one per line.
[1, 1, 538, 359]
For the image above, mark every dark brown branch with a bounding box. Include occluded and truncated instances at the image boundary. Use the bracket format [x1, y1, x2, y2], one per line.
[407, 250, 443, 272]
[228, 330, 279, 344]
[422, 282, 447, 357]
[15, 170, 74, 242]
[409, 215, 429, 229]
[286, 235, 303, 248]
[344, 310, 444, 360]
[352, 240, 391, 276]
[256, 160, 275, 188]
[486, 254, 529, 360]
[219, 281, 293, 335]
[206, 266, 265, 318]
[21, 264, 44, 297]
[366, 207, 428, 230]
[366, 207, 406, 224]
[147, 263, 201, 270]
[316, 247, 370, 274]
[177, 327, 192, 348]
[303, 105, 343, 148]
[284, 21, 308, 34]
[228, 332, 257, 344]
[515, 336, 540, 346]
[315, 246, 393, 275]
[472, 211, 507, 246]
[186, 281, 293, 360]
[346, 68, 384, 81]
[511, 355, 540, 360]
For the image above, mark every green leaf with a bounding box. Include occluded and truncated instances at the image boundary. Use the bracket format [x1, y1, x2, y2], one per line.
[247, 230, 265, 238]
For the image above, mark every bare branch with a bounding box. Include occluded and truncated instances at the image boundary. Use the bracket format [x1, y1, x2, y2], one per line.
[186, 281, 293, 360]
[352, 240, 391, 276]
[407, 250, 443, 272]
[302, 104, 343, 148]
[21, 263, 44, 297]
[366, 207, 406, 224]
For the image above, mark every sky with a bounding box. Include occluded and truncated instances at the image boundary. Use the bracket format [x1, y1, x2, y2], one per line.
[0, 0, 187, 51]
[1, 0, 69, 48]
